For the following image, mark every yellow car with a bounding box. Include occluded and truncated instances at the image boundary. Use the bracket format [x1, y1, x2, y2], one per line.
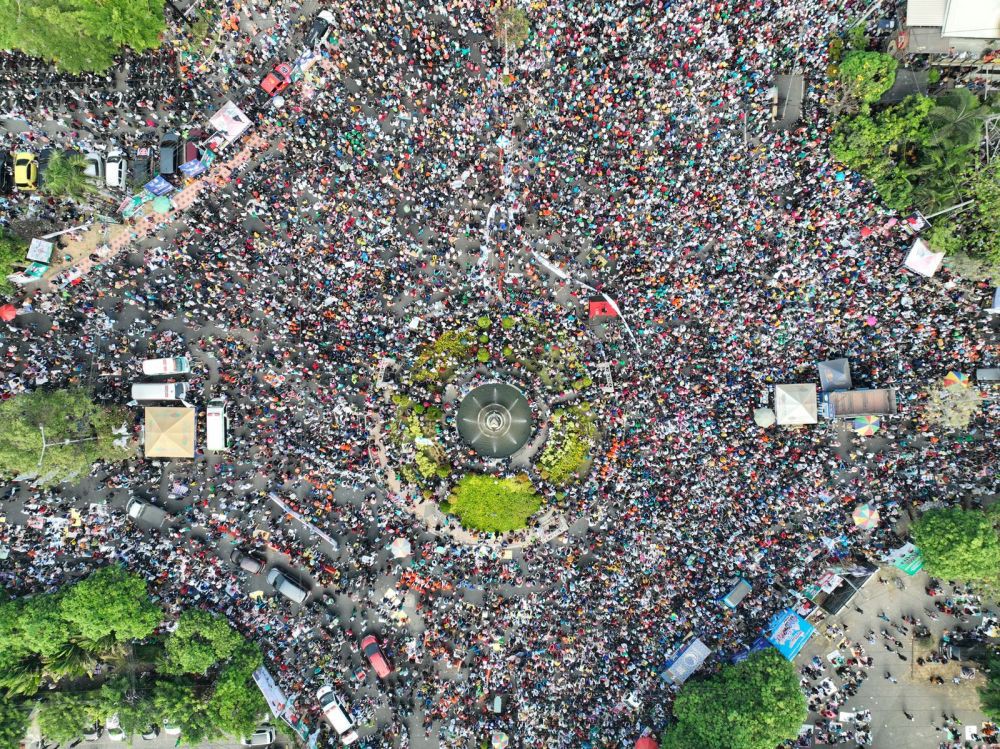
[13, 152, 37, 191]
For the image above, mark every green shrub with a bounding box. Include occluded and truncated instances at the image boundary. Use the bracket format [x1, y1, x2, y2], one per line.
[477, 349, 490, 363]
[538, 405, 597, 486]
[927, 68, 941, 85]
[501, 316, 515, 330]
[476, 316, 491, 329]
[448, 474, 541, 532]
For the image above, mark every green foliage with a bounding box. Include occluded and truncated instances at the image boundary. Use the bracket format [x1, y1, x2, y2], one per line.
[928, 88, 987, 151]
[413, 331, 473, 385]
[837, 52, 897, 106]
[0, 231, 26, 298]
[0, 388, 132, 485]
[925, 220, 963, 255]
[927, 68, 941, 85]
[0, 695, 29, 749]
[963, 160, 1000, 264]
[912, 507, 1000, 583]
[153, 680, 218, 745]
[827, 37, 843, 64]
[207, 667, 267, 739]
[60, 566, 162, 643]
[476, 316, 492, 329]
[538, 405, 597, 486]
[476, 349, 490, 363]
[163, 611, 243, 676]
[493, 3, 530, 50]
[448, 474, 541, 533]
[980, 648, 1000, 720]
[661, 649, 806, 749]
[0, 0, 165, 74]
[845, 23, 868, 51]
[41, 152, 97, 201]
[39, 692, 99, 743]
[99, 677, 156, 736]
[501, 316, 515, 330]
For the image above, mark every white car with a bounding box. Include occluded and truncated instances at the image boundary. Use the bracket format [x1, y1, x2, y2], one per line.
[83, 152, 105, 181]
[141, 356, 191, 376]
[106, 148, 127, 189]
[162, 720, 181, 736]
[105, 714, 125, 742]
[241, 726, 275, 747]
[316, 686, 358, 746]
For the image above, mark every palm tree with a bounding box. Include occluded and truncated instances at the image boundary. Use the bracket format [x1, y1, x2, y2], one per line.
[42, 152, 97, 201]
[43, 641, 99, 681]
[927, 88, 987, 152]
[0, 659, 43, 697]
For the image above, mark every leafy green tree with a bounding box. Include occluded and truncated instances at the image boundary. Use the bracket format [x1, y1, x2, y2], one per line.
[447, 473, 541, 533]
[661, 649, 806, 749]
[163, 611, 243, 676]
[928, 88, 988, 151]
[924, 221, 963, 255]
[21, 594, 71, 659]
[963, 159, 1000, 264]
[207, 668, 267, 739]
[224, 640, 263, 681]
[152, 680, 217, 745]
[0, 388, 132, 486]
[60, 566, 162, 644]
[0, 231, 26, 298]
[981, 648, 1000, 720]
[41, 152, 97, 202]
[99, 677, 157, 737]
[0, 695, 29, 749]
[912, 507, 1000, 583]
[0, 0, 165, 74]
[493, 3, 530, 51]
[837, 51, 898, 108]
[38, 692, 100, 744]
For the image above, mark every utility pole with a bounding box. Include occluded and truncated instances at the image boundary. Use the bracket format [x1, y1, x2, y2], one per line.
[924, 199, 975, 220]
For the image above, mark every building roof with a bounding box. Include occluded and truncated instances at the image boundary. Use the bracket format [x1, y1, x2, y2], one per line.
[907, 0, 947, 27]
[144, 407, 196, 458]
[774, 384, 818, 425]
[941, 0, 1000, 38]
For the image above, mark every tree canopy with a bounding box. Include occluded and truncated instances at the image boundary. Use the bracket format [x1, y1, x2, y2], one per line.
[153, 680, 218, 745]
[911, 507, 1000, 583]
[60, 566, 162, 643]
[661, 649, 807, 749]
[836, 51, 898, 108]
[41, 152, 97, 202]
[38, 692, 99, 744]
[980, 648, 1000, 721]
[163, 610, 244, 676]
[0, 231, 27, 298]
[0, 0, 165, 74]
[0, 696, 29, 749]
[447, 473, 542, 533]
[0, 388, 132, 486]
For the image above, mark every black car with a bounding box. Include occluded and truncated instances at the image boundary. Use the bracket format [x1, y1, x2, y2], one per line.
[159, 132, 181, 176]
[0, 152, 12, 194]
[132, 146, 154, 185]
[305, 10, 335, 47]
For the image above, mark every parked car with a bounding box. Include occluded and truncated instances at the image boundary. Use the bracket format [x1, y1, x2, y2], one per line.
[260, 63, 292, 96]
[241, 726, 275, 747]
[13, 152, 37, 191]
[141, 725, 159, 741]
[316, 686, 358, 746]
[83, 151, 105, 181]
[132, 146, 154, 185]
[230, 548, 265, 574]
[266, 568, 308, 604]
[126, 498, 170, 528]
[0, 153, 13, 193]
[159, 132, 182, 176]
[162, 720, 181, 736]
[106, 148, 128, 189]
[305, 10, 335, 46]
[82, 724, 101, 741]
[141, 356, 191, 376]
[360, 635, 392, 678]
[106, 714, 126, 742]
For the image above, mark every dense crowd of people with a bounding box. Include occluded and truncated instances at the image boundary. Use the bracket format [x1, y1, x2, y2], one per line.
[1, 0, 998, 746]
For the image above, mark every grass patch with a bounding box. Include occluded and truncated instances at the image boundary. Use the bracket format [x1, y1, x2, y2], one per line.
[448, 473, 541, 533]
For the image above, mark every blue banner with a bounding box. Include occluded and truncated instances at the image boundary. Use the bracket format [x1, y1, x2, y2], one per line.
[178, 158, 207, 178]
[144, 175, 175, 196]
[767, 609, 815, 660]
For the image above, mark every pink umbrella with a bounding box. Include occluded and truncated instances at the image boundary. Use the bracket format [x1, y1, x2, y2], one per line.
[860, 227, 873, 238]
[0, 304, 16, 322]
[865, 315, 877, 326]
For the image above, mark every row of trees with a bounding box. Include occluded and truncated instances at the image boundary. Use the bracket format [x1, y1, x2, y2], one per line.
[830, 52, 1000, 265]
[0, 567, 266, 746]
[0, 0, 165, 73]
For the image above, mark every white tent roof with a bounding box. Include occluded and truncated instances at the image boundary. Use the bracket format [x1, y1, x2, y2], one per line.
[941, 0, 1000, 37]
[144, 407, 196, 458]
[775, 384, 818, 425]
[907, 0, 947, 26]
[904, 238, 945, 278]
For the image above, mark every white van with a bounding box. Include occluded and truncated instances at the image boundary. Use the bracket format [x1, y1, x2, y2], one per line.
[206, 397, 229, 451]
[141, 357, 191, 376]
[316, 687, 358, 746]
[266, 568, 309, 604]
[131, 382, 189, 402]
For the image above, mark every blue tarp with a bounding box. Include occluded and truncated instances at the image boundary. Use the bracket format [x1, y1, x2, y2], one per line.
[144, 175, 175, 196]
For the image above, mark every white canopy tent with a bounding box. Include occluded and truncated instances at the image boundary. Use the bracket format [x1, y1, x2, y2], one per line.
[775, 384, 818, 425]
[144, 407, 196, 458]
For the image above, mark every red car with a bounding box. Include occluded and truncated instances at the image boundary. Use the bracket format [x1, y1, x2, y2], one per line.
[260, 63, 292, 96]
[360, 635, 392, 678]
